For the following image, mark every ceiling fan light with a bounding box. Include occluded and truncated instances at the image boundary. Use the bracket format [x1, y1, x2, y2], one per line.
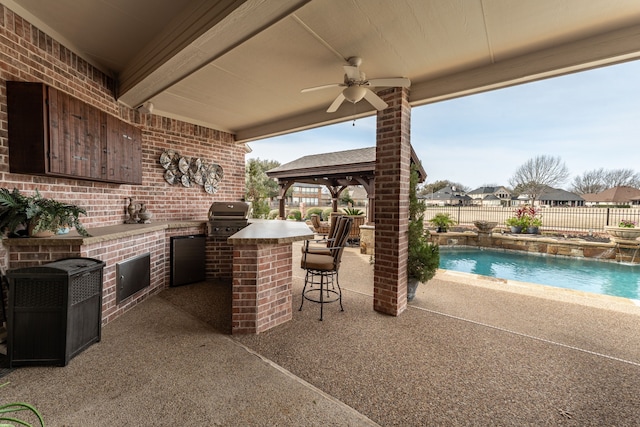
[343, 86, 367, 104]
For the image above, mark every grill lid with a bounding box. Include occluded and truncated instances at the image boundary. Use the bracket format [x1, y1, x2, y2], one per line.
[208, 201, 249, 221]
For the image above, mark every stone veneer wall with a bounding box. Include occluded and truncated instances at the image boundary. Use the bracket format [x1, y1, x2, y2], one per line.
[428, 232, 640, 263]
[0, 5, 245, 274]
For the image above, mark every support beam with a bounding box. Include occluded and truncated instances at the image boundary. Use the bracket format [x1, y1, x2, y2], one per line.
[373, 87, 411, 316]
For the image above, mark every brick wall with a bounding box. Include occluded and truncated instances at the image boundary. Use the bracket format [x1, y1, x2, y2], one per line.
[232, 244, 293, 334]
[373, 87, 411, 316]
[0, 5, 245, 272]
[6, 225, 204, 326]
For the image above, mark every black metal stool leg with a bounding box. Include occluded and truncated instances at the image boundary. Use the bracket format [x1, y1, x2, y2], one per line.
[299, 270, 310, 311]
[336, 271, 343, 312]
[319, 271, 324, 321]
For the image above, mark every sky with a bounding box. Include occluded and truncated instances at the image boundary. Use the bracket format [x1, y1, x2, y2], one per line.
[246, 60, 640, 190]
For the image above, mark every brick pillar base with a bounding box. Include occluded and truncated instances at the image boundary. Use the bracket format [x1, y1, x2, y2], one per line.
[231, 243, 293, 334]
[373, 87, 411, 316]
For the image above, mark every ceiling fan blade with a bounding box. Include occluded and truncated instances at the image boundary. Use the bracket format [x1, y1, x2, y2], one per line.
[363, 89, 388, 110]
[366, 77, 411, 88]
[343, 65, 361, 81]
[327, 93, 346, 113]
[301, 83, 343, 93]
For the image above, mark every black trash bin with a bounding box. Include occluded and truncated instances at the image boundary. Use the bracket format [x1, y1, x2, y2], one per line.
[7, 257, 105, 367]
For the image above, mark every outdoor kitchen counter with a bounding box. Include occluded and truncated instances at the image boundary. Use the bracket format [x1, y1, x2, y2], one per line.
[227, 220, 313, 245]
[1, 220, 206, 246]
[227, 220, 314, 335]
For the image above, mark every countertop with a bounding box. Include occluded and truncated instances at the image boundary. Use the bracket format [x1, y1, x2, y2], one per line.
[1, 219, 315, 247]
[227, 220, 314, 245]
[1, 220, 206, 246]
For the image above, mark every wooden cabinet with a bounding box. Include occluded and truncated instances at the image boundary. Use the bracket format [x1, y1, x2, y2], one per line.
[105, 114, 142, 184]
[7, 81, 142, 184]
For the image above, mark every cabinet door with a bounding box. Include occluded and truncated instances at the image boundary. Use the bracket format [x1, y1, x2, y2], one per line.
[48, 88, 103, 179]
[105, 116, 142, 184]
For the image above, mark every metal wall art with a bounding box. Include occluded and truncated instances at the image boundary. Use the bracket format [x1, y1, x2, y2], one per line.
[159, 149, 224, 194]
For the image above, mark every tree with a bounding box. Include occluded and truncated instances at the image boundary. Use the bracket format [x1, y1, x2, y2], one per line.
[571, 168, 640, 194]
[508, 155, 569, 203]
[602, 168, 640, 189]
[245, 158, 280, 218]
[571, 168, 606, 194]
[417, 180, 469, 197]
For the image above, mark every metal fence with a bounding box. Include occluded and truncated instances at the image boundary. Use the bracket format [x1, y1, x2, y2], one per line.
[424, 206, 640, 233]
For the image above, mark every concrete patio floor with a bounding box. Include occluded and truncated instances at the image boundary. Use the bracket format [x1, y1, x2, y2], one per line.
[1, 243, 639, 426]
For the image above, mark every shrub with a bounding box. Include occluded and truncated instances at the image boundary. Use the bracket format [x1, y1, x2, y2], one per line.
[267, 209, 279, 220]
[305, 207, 324, 220]
[322, 207, 334, 221]
[287, 209, 302, 221]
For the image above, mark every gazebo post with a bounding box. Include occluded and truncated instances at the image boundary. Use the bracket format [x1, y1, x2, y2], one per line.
[277, 181, 293, 219]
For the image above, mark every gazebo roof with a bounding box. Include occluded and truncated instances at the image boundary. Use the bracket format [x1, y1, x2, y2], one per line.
[266, 146, 426, 187]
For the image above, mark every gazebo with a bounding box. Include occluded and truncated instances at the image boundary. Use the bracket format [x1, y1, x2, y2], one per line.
[266, 146, 426, 222]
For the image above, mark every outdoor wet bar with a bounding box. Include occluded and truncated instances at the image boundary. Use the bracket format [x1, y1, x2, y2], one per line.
[227, 221, 313, 334]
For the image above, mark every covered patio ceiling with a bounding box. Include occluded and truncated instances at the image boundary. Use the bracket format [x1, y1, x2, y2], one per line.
[6, 0, 640, 144]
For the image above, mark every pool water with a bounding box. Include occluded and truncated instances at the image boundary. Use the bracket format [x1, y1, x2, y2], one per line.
[439, 247, 640, 300]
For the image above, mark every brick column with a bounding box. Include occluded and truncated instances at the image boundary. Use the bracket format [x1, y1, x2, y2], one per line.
[232, 243, 293, 334]
[373, 87, 411, 316]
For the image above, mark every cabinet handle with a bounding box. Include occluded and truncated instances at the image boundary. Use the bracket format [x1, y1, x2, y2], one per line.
[72, 114, 83, 120]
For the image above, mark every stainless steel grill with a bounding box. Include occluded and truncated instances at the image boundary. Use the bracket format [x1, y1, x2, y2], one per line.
[207, 201, 249, 237]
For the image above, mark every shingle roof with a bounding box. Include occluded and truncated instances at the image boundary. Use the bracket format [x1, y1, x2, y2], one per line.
[468, 186, 497, 194]
[539, 187, 584, 201]
[267, 147, 375, 173]
[581, 186, 640, 203]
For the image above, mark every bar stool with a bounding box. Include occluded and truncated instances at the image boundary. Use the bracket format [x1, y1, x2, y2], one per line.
[299, 216, 352, 320]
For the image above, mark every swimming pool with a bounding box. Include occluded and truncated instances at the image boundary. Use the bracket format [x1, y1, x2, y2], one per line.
[439, 247, 640, 300]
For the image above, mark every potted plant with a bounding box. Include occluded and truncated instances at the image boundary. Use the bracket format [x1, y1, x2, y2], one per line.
[407, 165, 440, 301]
[428, 212, 456, 233]
[524, 206, 542, 234]
[0, 188, 90, 237]
[342, 207, 364, 216]
[505, 207, 527, 233]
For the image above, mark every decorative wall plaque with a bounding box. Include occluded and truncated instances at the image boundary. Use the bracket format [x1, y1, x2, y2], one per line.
[159, 149, 222, 193]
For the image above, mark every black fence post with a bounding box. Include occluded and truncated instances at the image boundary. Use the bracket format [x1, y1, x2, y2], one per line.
[606, 208, 610, 227]
[457, 205, 461, 224]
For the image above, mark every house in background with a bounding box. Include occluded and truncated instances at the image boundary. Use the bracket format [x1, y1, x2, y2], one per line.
[289, 183, 324, 207]
[517, 186, 585, 207]
[422, 186, 472, 206]
[581, 186, 640, 207]
[467, 186, 513, 206]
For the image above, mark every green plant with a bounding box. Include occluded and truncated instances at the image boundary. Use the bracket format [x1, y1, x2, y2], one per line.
[321, 207, 334, 221]
[428, 212, 456, 231]
[619, 219, 636, 228]
[305, 207, 324, 219]
[408, 165, 440, 283]
[505, 207, 529, 230]
[505, 206, 541, 231]
[267, 209, 279, 220]
[0, 382, 44, 427]
[0, 188, 90, 237]
[287, 209, 302, 221]
[343, 207, 363, 216]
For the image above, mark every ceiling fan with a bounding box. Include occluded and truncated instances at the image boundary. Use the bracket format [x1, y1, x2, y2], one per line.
[301, 57, 411, 113]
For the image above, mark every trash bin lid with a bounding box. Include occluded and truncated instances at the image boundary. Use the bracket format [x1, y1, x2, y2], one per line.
[41, 258, 105, 274]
